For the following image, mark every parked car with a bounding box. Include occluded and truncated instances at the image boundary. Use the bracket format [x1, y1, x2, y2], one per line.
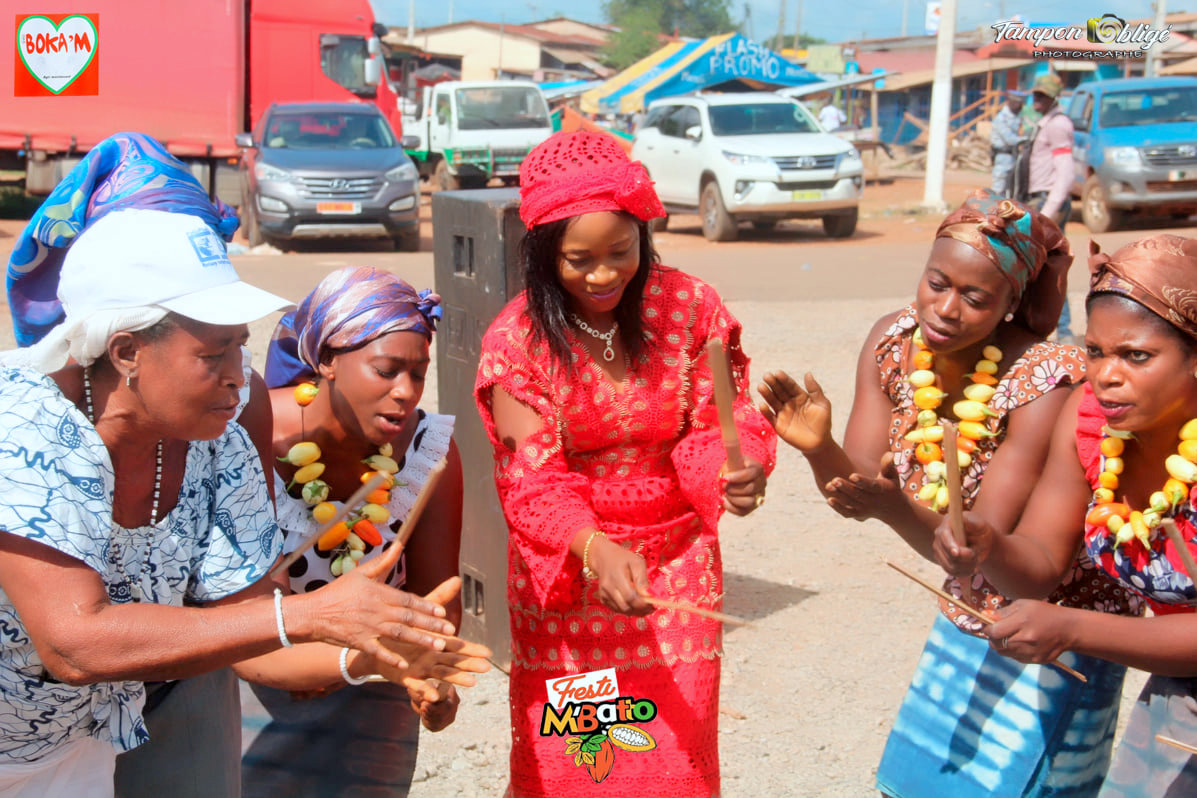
[236, 102, 420, 250]
[631, 92, 863, 241]
[1066, 76, 1197, 232]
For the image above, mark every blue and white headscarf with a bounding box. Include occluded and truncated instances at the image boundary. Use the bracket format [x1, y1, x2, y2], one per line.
[264, 266, 441, 388]
[6, 132, 239, 346]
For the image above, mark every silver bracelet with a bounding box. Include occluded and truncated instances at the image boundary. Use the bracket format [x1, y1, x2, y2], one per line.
[339, 647, 370, 685]
[273, 588, 293, 648]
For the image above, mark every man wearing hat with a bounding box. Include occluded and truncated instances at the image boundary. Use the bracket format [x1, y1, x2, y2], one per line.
[1026, 71, 1077, 342]
[990, 89, 1028, 196]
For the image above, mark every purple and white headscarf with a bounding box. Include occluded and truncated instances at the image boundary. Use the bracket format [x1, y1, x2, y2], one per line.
[264, 266, 441, 388]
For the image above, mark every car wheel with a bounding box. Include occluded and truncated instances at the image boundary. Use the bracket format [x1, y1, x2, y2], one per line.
[700, 181, 737, 242]
[393, 232, 420, 252]
[649, 214, 669, 233]
[752, 220, 778, 232]
[434, 159, 460, 191]
[1082, 175, 1121, 233]
[822, 209, 858, 238]
[241, 192, 263, 247]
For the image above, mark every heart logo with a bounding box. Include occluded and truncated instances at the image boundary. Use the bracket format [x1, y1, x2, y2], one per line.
[16, 15, 98, 95]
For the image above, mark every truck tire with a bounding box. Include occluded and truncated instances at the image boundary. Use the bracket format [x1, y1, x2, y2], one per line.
[1082, 175, 1122, 233]
[700, 181, 737, 242]
[822, 209, 858, 239]
[434, 159, 460, 192]
[242, 193, 263, 247]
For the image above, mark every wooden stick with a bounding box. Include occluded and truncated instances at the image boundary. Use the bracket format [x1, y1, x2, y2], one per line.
[1156, 734, 1197, 756]
[940, 421, 972, 603]
[642, 595, 754, 628]
[706, 339, 744, 472]
[1161, 519, 1197, 592]
[884, 560, 1088, 683]
[359, 457, 451, 583]
[270, 471, 389, 578]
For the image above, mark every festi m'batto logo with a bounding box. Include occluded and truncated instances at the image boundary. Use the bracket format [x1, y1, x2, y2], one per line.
[539, 668, 659, 785]
[15, 13, 99, 96]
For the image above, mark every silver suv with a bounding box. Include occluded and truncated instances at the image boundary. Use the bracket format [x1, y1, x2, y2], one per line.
[632, 93, 863, 241]
[236, 102, 420, 250]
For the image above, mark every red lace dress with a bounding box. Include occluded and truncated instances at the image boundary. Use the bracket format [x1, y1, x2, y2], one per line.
[475, 266, 776, 798]
[876, 306, 1137, 630]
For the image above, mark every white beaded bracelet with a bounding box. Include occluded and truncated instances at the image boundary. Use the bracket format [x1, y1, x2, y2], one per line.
[339, 647, 370, 686]
[273, 588, 293, 648]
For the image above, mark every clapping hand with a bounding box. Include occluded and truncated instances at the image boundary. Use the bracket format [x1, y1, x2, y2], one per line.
[408, 681, 460, 732]
[825, 453, 902, 521]
[757, 371, 832, 454]
[932, 511, 998, 577]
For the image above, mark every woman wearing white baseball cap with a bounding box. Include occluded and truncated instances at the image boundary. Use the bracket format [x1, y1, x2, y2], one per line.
[0, 208, 488, 797]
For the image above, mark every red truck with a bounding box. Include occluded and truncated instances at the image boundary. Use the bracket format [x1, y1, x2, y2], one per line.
[2, 0, 401, 200]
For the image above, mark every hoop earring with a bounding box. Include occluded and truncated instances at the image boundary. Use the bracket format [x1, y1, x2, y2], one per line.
[1003, 312, 1014, 322]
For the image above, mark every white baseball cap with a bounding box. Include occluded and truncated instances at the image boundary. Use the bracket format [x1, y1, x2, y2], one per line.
[60, 208, 292, 324]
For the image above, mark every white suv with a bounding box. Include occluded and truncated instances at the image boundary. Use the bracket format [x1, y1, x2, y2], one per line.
[631, 92, 863, 241]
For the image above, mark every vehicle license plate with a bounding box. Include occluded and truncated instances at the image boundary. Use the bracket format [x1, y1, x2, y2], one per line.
[1169, 170, 1188, 181]
[791, 190, 823, 200]
[316, 201, 360, 214]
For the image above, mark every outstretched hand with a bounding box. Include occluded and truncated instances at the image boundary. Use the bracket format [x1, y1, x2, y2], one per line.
[825, 452, 902, 521]
[757, 371, 832, 453]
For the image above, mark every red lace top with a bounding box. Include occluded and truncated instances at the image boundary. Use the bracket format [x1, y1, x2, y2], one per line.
[876, 306, 1138, 631]
[1078, 383, 1196, 615]
[475, 265, 777, 610]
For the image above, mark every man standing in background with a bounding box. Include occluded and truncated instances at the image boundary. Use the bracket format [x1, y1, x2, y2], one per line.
[990, 90, 1027, 196]
[1026, 72, 1076, 343]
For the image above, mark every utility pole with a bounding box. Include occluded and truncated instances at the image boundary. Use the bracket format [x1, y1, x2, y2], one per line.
[1145, 0, 1168, 77]
[776, 1, 787, 53]
[901, 0, 908, 37]
[922, 0, 956, 211]
[794, 0, 803, 50]
[745, 5, 754, 40]
[407, 0, 415, 42]
[448, 0, 454, 25]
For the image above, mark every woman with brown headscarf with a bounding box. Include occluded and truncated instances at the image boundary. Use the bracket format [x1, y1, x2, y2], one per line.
[938, 234, 1197, 796]
[758, 191, 1138, 797]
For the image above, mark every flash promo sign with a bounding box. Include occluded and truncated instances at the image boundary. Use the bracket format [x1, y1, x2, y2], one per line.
[15, 13, 99, 96]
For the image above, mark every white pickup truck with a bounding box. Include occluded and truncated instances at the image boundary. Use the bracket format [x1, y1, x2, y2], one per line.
[402, 80, 553, 190]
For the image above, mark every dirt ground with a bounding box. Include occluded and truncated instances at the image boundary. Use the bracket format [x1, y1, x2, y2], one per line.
[0, 166, 1185, 796]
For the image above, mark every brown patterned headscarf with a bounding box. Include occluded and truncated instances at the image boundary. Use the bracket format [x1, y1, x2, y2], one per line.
[1088, 235, 1197, 340]
[935, 189, 1073, 337]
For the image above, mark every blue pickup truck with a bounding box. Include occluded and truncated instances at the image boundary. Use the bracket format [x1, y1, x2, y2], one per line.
[1066, 76, 1197, 232]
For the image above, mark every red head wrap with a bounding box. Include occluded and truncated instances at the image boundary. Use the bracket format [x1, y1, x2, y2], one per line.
[518, 131, 666, 229]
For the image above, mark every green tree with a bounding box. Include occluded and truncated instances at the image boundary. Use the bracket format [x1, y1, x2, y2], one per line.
[600, 5, 662, 71]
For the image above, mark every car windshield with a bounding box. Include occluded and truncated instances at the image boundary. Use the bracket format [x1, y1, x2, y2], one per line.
[1099, 87, 1197, 127]
[708, 103, 819, 136]
[455, 87, 550, 130]
[263, 112, 396, 149]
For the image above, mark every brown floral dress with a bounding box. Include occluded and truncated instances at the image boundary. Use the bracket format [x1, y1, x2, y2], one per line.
[876, 306, 1140, 631]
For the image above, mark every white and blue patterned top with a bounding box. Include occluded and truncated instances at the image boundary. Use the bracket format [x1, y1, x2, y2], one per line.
[0, 367, 280, 763]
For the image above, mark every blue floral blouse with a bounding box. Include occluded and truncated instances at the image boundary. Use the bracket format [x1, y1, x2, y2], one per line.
[0, 367, 280, 762]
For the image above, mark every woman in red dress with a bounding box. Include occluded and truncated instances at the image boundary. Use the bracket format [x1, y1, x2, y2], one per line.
[474, 131, 776, 798]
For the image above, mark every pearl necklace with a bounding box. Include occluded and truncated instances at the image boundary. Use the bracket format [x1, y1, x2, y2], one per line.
[83, 368, 163, 601]
[570, 313, 618, 362]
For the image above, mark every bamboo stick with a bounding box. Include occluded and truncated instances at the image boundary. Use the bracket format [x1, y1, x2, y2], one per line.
[941, 421, 973, 603]
[642, 595, 754, 628]
[884, 560, 1087, 683]
[1156, 734, 1197, 756]
[706, 338, 744, 473]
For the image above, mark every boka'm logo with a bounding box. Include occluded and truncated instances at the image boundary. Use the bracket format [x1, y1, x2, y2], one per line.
[14, 13, 100, 96]
[540, 669, 659, 785]
[1087, 13, 1126, 44]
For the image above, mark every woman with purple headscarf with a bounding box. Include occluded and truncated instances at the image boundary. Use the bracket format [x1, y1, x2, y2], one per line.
[241, 266, 465, 796]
